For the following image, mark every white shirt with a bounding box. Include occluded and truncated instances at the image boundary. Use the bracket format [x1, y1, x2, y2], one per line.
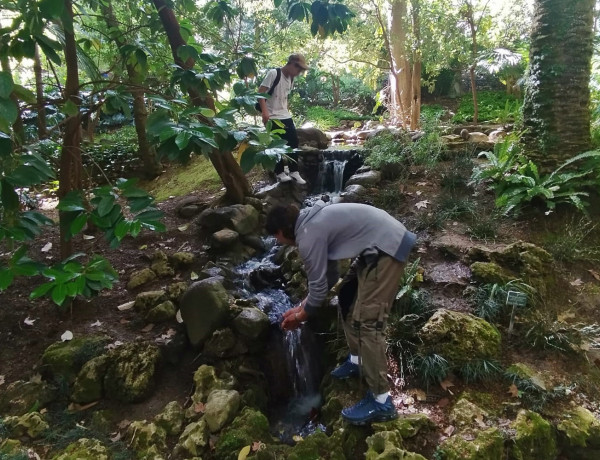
[260, 68, 293, 120]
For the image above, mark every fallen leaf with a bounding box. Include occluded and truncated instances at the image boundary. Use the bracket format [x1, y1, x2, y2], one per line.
[404, 396, 415, 406]
[292, 435, 303, 443]
[589, 270, 600, 282]
[238, 445, 251, 460]
[24, 317, 36, 326]
[194, 402, 205, 413]
[141, 323, 155, 333]
[443, 425, 455, 437]
[67, 401, 98, 412]
[437, 397, 450, 408]
[61, 330, 73, 342]
[416, 190, 422, 196]
[117, 301, 135, 311]
[415, 200, 430, 210]
[29, 374, 42, 384]
[416, 181, 428, 186]
[176, 310, 183, 323]
[82, 234, 95, 240]
[109, 432, 122, 443]
[0, 375, 5, 386]
[41, 242, 52, 253]
[474, 414, 486, 429]
[570, 278, 584, 287]
[106, 340, 124, 350]
[440, 379, 455, 392]
[40, 408, 47, 415]
[119, 318, 130, 325]
[190, 271, 199, 280]
[417, 247, 427, 254]
[508, 384, 520, 398]
[117, 419, 131, 430]
[90, 320, 102, 327]
[178, 224, 190, 232]
[251, 441, 264, 452]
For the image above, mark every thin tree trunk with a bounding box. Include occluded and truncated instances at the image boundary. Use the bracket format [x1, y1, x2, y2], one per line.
[332, 75, 340, 107]
[101, 0, 162, 178]
[465, 3, 479, 124]
[152, 0, 251, 203]
[410, 0, 421, 130]
[522, 0, 594, 172]
[58, 0, 83, 259]
[390, 0, 412, 126]
[33, 44, 47, 139]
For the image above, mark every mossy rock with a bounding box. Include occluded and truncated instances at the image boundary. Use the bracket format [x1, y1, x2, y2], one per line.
[450, 399, 488, 429]
[438, 427, 504, 460]
[104, 342, 161, 403]
[372, 413, 434, 439]
[506, 363, 548, 391]
[167, 282, 189, 302]
[510, 410, 558, 460]
[191, 365, 228, 404]
[418, 309, 501, 363]
[232, 308, 270, 341]
[146, 300, 177, 323]
[155, 401, 185, 436]
[197, 204, 259, 235]
[127, 268, 157, 290]
[366, 430, 427, 460]
[214, 407, 271, 460]
[470, 262, 516, 284]
[127, 420, 167, 455]
[203, 328, 237, 358]
[71, 355, 109, 403]
[41, 336, 110, 382]
[557, 406, 600, 448]
[286, 430, 345, 460]
[52, 438, 111, 460]
[0, 439, 26, 457]
[90, 410, 114, 434]
[3, 412, 49, 439]
[170, 252, 195, 267]
[204, 389, 241, 433]
[175, 419, 209, 457]
[151, 250, 175, 277]
[134, 290, 167, 314]
[0, 379, 56, 416]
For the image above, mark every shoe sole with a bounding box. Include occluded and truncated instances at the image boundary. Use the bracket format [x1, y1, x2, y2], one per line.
[342, 412, 398, 426]
[330, 372, 359, 380]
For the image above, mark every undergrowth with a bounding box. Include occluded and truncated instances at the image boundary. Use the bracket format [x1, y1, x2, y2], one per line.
[543, 217, 600, 264]
[452, 91, 522, 123]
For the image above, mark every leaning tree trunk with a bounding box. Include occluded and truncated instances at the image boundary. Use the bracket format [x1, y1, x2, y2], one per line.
[152, 0, 251, 204]
[102, 0, 162, 178]
[58, 0, 83, 259]
[522, 0, 594, 172]
[33, 44, 47, 139]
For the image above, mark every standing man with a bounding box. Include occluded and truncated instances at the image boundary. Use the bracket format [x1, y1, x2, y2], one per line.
[258, 53, 308, 184]
[266, 201, 417, 425]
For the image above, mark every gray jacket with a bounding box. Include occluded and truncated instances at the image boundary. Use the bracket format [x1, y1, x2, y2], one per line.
[295, 200, 416, 315]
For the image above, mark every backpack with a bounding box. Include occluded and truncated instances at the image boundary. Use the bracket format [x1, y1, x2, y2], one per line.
[255, 68, 285, 112]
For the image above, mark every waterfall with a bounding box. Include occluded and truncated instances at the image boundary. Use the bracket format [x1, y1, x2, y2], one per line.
[333, 159, 347, 194]
[316, 158, 348, 195]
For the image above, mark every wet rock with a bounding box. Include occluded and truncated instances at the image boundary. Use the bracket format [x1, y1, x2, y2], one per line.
[151, 250, 175, 277]
[134, 290, 167, 314]
[41, 335, 110, 382]
[53, 438, 111, 460]
[104, 342, 161, 403]
[470, 261, 515, 284]
[438, 427, 504, 460]
[442, 134, 468, 151]
[170, 251, 195, 267]
[365, 430, 427, 459]
[340, 184, 367, 203]
[418, 309, 501, 364]
[203, 328, 237, 358]
[146, 300, 177, 323]
[346, 170, 381, 187]
[511, 410, 557, 460]
[180, 277, 230, 347]
[204, 389, 241, 432]
[3, 412, 49, 439]
[215, 407, 271, 460]
[197, 204, 259, 235]
[155, 401, 185, 436]
[71, 355, 109, 403]
[297, 127, 330, 149]
[233, 308, 270, 340]
[249, 265, 282, 290]
[0, 379, 56, 416]
[175, 419, 209, 457]
[127, 420, 167, 456]
[127, 267, 157, 290]
[244, 196, 263, 211]
[372, 413, 434, 439]
[450, 399, 488, 429]
[211, 229, 240, 249]
[241, 234, 266, 252]
[167, 282, 188, 302]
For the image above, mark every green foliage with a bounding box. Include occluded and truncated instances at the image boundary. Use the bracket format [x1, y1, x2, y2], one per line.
[0, 245, 43, 290]
[440, 152, 474, 192]
[524, 313, 600, 354]
[373, 187, 405, 210]
[459, 359, 502, 384]
[414, 354, 449, 388]
[470, 280, 534, 322]
[505, 368, 575, 411]
[543, 217, 600, 263]
[305, 106, 373, 130]
[287, 0, 355, 38]
[420, 104, 446, 121]
[452, 91, 522, 123]
[411, 112, 447, 166]
[467, 209, 501, 241]
[363, 130, 412, 180]
[30, 254, 118, 307]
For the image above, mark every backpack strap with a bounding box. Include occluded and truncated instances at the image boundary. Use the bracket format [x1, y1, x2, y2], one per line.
[267, 68, 282, 95]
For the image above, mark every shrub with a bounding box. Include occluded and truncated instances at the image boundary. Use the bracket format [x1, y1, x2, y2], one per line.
[363, 130, 413, 180]
[411, 113, 447, 166]
[452, 91, 522, 123]
[440, 152, 474, 192]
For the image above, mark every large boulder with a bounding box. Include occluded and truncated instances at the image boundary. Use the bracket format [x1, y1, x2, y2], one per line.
[104, 342, 161, 403]
[297, 127, 329, 149]
[52, 438, 111, 460]
[438, 428, 504, 460]
[510, 410, 558, 460]
[204, 389, 241, 433]
[203, 328, 238, 358]
[197, 204, 259, 235]
[71, 355, 109, 403]
[41, 335, 110, 382]
[0, 379, 56, 416]
[154, 401, 185, 436]
[191, 365, 234, 404]
[557, 406, 600, 448]
[179, 277, 230, 346]
[418, 309, 501, 364]
[211, 229, 240, 249]
[345, 170, 381, 187]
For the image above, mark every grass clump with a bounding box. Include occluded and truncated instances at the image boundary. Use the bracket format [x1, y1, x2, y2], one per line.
[452, 91, 522, 123]
[467, 209, 501, 241]
[543, 217, 600, 264]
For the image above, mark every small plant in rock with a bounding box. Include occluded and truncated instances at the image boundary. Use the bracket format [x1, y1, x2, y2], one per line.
[459, 359, 502, 384]
[505, 368, 575, 411]
[543, 217, 600, 264]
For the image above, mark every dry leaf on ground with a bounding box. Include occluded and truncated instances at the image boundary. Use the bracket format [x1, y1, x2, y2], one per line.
[508, 384, 520, 397]
[570, 278, 584, 287]
[437, 397, 450, 408]
[589, 270, 600, 282]
[67, 401, 98, 412]
[440, 379, 455, 392]
[415, 200, 430, 209]
[117, 301, 135, 311]
[24, 317, 36, 326]
[443, 425, 455, 436]
[141, 323, 154, 333]
[41, 242, 52, 253]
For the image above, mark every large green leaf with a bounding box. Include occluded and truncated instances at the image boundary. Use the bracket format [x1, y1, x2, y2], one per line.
[0, 72, 14, 99]
[0, 97, 18, 124]
[39, 0, 64, 18]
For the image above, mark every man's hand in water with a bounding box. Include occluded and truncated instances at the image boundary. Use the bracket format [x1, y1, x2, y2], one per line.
[281, 306, 308, 331]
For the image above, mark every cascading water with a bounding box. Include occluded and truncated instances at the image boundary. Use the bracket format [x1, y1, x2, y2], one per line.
[333, 159, 346, 194]
[317, 158, 347, 195]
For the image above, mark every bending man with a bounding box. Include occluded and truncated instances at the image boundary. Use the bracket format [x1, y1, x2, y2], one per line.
[265, 200, 416, 425]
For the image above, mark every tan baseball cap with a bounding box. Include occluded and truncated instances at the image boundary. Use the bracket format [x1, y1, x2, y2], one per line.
[288, 53, 309, 70]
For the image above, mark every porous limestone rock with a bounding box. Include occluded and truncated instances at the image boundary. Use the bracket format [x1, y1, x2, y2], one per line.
[127, 267, 157, 290]
[204, 389, 241, 433]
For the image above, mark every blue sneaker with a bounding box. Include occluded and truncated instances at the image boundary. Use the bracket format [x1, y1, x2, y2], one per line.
[341, 393, 398, 425]
[330, 357, 360, 379]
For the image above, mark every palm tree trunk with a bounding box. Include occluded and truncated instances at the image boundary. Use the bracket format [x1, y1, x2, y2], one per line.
[522, 0, 594, 172]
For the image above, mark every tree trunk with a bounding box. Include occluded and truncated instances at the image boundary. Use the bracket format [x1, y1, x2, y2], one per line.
[465, 3, 479, 124]
[0, 56, 25, 145]
[101, 1, 162, 178]
[332, 75, 340, 107]
[410, 0, 421, 130]
[33, 44, 47, 139]
[152, 0, 251, 203]
[522, 0, 594, 172]
[58, 0, 83, 259]
[389, 0, 412, 126]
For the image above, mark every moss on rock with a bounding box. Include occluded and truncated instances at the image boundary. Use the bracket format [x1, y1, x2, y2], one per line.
[127, 268, 157, 290]
[41, 336, 110, 382]
[146, 300, 177, 323]
[3, 412, 49, 439]
[372, 413, 434, 439]
[167, 282, 189, 302]
[155, 401, 184, 436]
[0, 379, 56, 416]
[557, 406, 600, 448]
[286, 430, 345, 460]
[151, 251, 175, 277]
[511, 410, 558, 460]
[134, 290, 167, 314]
[450, 399, 488, 429]
[52, 438, 111, 460]
[365, 430, 427, 459]
[175, 419, 209, 457]
[438, 427, 504, 460]
[214, 407, 271, 460]
[191, 365, 228, 404]
[71, 355, 109, 403]
[127, 420, 167, 456]
[104, 342, 161, 403]
[204, 389, 241, 433]
[470, 262, 516, 284]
